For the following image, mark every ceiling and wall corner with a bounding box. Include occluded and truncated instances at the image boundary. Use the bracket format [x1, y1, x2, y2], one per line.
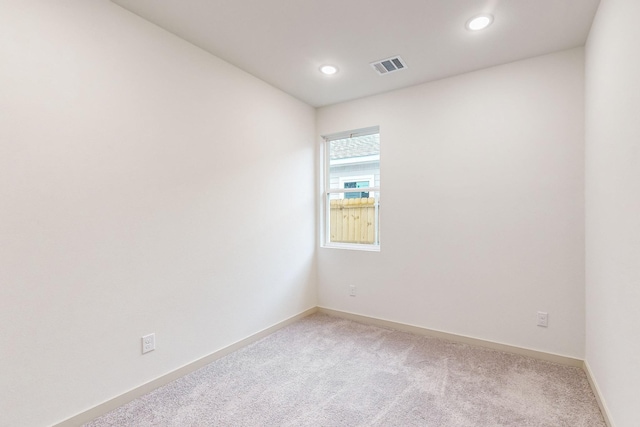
[111, 0, 600, 107]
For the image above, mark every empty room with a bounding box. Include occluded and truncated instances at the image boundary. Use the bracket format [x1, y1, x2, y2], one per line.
[1, 0, 638, 426]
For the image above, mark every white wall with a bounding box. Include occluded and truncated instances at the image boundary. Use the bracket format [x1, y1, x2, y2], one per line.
[585, 0, 640, 425]
[0, 1, 316, 426]
[317, 48, 586, 358]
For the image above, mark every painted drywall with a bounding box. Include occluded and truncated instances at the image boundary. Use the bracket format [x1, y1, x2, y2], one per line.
[0, 1, 316, 426]
[317, 48, 585, 358]
[585, 0, 640, 425]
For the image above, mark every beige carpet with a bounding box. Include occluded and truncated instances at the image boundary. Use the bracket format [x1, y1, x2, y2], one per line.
[85, 313, 605, 426]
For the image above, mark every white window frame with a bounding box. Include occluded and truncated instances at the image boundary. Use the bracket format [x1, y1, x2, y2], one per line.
[320, 126, 380, 251]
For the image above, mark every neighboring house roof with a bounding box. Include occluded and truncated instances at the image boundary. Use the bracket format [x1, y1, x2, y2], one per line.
[330, 134, 379, 160]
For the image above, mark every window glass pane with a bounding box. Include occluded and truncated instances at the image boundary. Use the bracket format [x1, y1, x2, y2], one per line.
[328, 192, 379, 245]
[329, 134, 380, 191]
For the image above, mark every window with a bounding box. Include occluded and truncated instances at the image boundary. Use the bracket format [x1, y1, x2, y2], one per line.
[321, 127, 380, 250]
[339, 175, 375, 199]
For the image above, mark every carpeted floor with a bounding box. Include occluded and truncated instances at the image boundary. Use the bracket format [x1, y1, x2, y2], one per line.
[85, 313, 605, 426]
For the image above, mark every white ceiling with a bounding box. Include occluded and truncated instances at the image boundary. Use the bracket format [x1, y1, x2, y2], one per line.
[111, 0, 600, 107]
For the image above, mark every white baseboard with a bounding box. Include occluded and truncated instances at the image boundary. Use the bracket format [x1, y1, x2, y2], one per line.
[583, 360, 614, 427]
[317, 307, 584, 367]
[54, 307, 318, 427]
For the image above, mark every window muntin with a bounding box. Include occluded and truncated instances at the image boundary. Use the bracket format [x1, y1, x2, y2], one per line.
[322, 128, 380, 249]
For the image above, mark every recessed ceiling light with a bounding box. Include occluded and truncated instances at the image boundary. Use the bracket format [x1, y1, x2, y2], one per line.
[466, 14, 493, 31]
[320, 65, 338, 75]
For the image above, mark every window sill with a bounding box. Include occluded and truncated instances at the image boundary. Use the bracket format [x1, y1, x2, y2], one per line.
[321, 243, 380, 252]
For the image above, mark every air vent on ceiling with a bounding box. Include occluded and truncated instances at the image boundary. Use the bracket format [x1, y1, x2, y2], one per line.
[370, 56, 407, 75]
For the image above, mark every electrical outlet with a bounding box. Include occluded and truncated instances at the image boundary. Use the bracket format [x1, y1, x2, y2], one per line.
[142, 333, 155, 354]
[349, 285, 356, 296]
[537, 312, 548, 327]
